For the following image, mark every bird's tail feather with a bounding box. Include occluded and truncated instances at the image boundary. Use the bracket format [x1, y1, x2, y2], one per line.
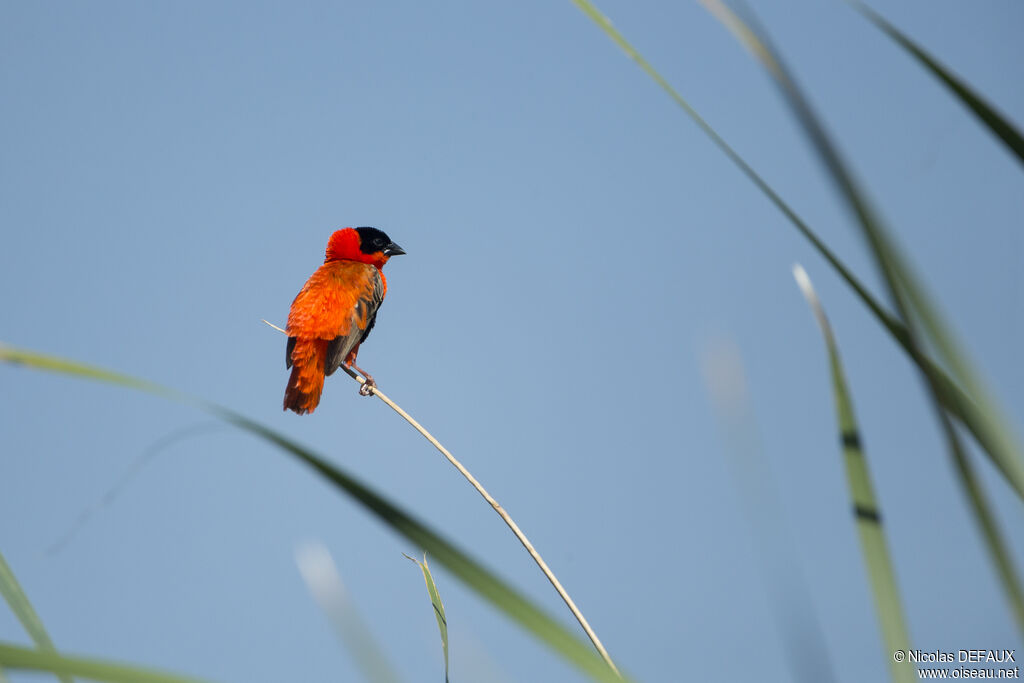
[283, 338, 328, 414]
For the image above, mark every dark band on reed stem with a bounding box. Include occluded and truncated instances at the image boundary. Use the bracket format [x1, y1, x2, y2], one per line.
[854, 504, 881, 523]
[841, 430, 862, 451]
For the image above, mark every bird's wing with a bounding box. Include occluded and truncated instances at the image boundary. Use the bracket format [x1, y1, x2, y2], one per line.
[286, 260, 385, 374]
[286, 336, 296, 369]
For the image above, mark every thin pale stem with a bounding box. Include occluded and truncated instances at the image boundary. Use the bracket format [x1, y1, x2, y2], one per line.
[264, 319, 620, 676]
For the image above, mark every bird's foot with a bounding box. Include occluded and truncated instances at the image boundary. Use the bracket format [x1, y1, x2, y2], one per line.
[347, 360, 376, 396]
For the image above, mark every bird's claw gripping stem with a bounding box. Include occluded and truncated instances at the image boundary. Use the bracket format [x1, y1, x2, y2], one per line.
[347, 360, 376, 397]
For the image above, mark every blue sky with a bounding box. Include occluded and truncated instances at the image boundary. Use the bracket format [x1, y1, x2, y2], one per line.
[2, 1, 1022, 681]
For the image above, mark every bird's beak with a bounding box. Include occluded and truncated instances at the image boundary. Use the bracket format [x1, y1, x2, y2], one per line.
[384, 242, 406, 256]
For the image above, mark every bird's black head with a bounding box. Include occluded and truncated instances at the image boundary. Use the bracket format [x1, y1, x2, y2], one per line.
[355, 227, 406, 257]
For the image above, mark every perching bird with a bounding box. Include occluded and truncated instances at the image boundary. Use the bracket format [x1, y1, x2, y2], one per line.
[283, 227, 405, 414]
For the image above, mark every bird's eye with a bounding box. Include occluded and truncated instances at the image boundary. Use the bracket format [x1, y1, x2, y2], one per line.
[375, 238, 386, 247]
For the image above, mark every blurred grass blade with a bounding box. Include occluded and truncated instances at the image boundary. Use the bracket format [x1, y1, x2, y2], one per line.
[849, 0, 1024, 166]
[0, 551, 73, 683]
[793, 265, 914, 683]
[48, 423, 224, 557]
[701, 339, 838, 683]
[944, 425, 1024, 635]
[296, 542, 402, 683]
[827, 0, 1024, 495]
[0, 345, 626, 683]
[405, 554, 449, 683]
[568, 0, 893, 337]
[568, 0, 1023, 499]
[698, 0, 1024, 497]
[0, 642, 208, 683]
[701, 0, 1024, 635]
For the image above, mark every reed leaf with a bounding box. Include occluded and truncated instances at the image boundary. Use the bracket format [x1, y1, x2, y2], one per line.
[0, 642, 208, 683]
[794, 265, 914, 683]
[848, 0, 1024, 167]
[569, 0, 1024, 501]
[406, 554, 449, 683]
[0, 551, 72, 683]
[0, 344, 625, 683]
[701, 0, 1024, 636]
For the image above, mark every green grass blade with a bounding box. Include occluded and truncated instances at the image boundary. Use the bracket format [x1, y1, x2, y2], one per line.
[0, 345, 626, 683]
[569, 0, 890, 332]
[0, 642, 209, 683]
[296, 543, 402, 683]
[941, 429, 1024, 636]
[849, 0, 1024, 166]
[405, 554, 449, 683]
[794, 265, 914, 683]
[0, 551, 73, 683]
[698, 0, 1024, 497]
[568, 0, 1022, 499]
[833, 2, 1024, 500]
[701, 0, 1024, 635]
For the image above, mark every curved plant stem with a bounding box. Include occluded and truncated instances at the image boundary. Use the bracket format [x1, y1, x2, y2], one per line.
[264, 320, 620, 677]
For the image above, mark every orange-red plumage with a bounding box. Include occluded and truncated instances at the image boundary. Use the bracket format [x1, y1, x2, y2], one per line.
[283, 227, 405, 414]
